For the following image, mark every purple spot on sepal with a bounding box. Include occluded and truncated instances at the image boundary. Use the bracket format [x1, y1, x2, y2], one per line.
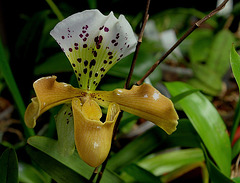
[79, 34, 83, 38]
[74, 43, 78, 46]
[83, 44, 87, 48]
[61, 36, 65, 39]
[69, 48, 73, 52]
[104, 27, 109, 32]
[90, 59, 96, 68]
[116, 33, 120, 39]
[92, 50, 97, 57]
[99, 25, 104, 30]
[77, 58, 82, 63]
[84, 60, 88, 66]
[99, 35, 103, 43]
[96, 44, 101, 49]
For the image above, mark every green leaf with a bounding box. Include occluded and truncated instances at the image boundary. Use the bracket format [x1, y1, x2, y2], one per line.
[55, 104, 75, 156]
[165, 119, 202, 148]
[170, 89, 199, 103]
[165, 82, 231, 176]
[108, 42, 162, 85]
[206, 29, 235, 77]
[190, 63, 222, 95]
[188, 78, 220, 96]
[233, 177, 240, 183]
[0, 40, 35, 138]
[15, 11, 49, 64]
[27, 136, 123, 183]
[18, 162, 51, 183]
[189, 29, 213, 63]
[138, 148, 204, 176]
[123, 164, 161, 183]
[26, 145, 89, 183]
[232, 138, 240, 160]
[201, 144, 233, 183]
[0, 148, 18, 183]
[34, 52, 72, 75]
[230, 45, 240, 91]
[161, 162, 208, 183]
[152, 8, 217, 32]
[107, 127, 167, 171]
[230, 99, 240, 143]
[230, 46, 240, 142]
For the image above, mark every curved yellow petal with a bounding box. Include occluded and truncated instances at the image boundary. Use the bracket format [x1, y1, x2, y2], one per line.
[91, 83, 178, 134]
[24, 76, 84, 128]
[72, 98, 120, 167]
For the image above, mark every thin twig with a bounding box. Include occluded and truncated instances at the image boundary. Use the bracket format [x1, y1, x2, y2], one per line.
[125, 0, 151, 89]
[136, 0, 230, 85]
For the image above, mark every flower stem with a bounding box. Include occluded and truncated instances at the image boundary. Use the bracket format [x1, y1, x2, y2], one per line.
[136, 0, 230, 85]
[45, 0, 64, 21]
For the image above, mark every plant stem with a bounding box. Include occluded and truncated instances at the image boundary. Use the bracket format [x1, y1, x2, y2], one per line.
[45, 0, 64, 21]
[136, 0, 230, 85]
[125, 0, 151, 89]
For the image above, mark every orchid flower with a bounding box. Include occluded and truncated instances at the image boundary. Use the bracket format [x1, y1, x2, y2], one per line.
[24, 10, 178, 167]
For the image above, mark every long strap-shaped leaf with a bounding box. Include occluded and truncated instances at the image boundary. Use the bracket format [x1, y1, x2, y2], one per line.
[165, 82, 231, 176]
[0, 40, 34, 137]
[0, 148, 18, 183]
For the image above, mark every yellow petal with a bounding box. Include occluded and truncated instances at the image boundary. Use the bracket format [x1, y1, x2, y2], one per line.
[24, 76, 84, 128]
[72, 98, 120, 167]
[91, 83, 178, 134]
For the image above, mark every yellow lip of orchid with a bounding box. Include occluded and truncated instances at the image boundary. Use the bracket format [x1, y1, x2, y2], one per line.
[72, 98, 120, 167]
[25, 10, 179, 168]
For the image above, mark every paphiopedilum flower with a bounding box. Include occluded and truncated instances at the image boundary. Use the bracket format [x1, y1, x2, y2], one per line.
[25, 10, 178, 167]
